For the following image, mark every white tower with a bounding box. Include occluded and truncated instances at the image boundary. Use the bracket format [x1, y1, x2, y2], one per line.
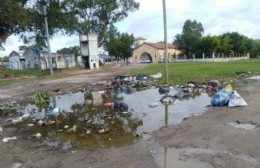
[80, 34, 99, 69]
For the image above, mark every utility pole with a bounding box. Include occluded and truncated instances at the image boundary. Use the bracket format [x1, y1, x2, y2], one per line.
[162, 0, 168, 84]
[43, 6, 53, 75]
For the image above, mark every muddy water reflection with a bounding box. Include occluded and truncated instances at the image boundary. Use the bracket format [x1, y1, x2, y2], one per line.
[18, 87, 210, 149]
[154, 147, 214, 168]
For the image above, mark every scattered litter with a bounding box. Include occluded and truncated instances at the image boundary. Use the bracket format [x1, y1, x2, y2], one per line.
[28, 123, 35, 127]
[12, 117, 23, 124]
[158, 86, 170, 95]
[160, 95, 175, 104]
[68, 125, 77, 133]
[228, 90, 247, 107]
[174, 90, 189, 99]
[248, 76, 260, 80]
[123, 85, 134, 94]
[115, 75, 131, 82]
[149, 102, 159, 108]
[211, 84, 233, 106]
[227, 122, 256, 130]
[38, 120, 44, 125]
[193, 113, 203, 117]
[98, 129, 105, 134]
[135, 74, 148, 81]
[104, 102, 114, 107]
[208, 80, 221, 88]
[22, 114, 30, 119]
[150, 73, 162, 79]
[187, 83, 196, 88]
[114, 102, 129, 111]
[35, 133, 42, 139]
[44, 140, 59, 148]
[2, 136, 17, 143]
[46, 107, 60, 116]
[86, 130, 91, 134]
[64, 125, 69, 129]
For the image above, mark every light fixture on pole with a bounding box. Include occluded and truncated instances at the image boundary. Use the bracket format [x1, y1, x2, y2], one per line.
[43, 6, 53, 75]
[162, 0, 168, 84]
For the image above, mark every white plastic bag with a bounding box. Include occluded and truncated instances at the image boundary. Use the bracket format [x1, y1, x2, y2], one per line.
[228, 90, 248, 107]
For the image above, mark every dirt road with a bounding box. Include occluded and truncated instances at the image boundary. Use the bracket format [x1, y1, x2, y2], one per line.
[0, 64, 260, 168]
[0, 63, 147, 104]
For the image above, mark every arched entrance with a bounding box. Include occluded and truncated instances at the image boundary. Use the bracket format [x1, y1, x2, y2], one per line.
[140, 52, 153, 62]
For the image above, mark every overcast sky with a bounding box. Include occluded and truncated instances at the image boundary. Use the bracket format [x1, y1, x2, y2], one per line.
[1, 0, 260, 57]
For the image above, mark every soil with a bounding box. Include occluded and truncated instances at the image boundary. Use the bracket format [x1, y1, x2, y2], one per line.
[0, 63, 260, 168]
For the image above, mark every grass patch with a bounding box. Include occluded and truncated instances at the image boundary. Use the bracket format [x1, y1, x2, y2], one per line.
[130, 59, 260, 84]
[1, 69, 47, 76]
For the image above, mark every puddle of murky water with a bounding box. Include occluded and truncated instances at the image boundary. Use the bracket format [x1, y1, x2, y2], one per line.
[12, 87, 211, 149]
[124, 88, 210, 133]
[153, 147, 260, 168]
[153, 147, 214, 168]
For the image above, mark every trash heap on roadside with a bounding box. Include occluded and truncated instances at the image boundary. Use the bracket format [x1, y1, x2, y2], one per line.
[1, 72, 249, 147]
[211, 83, 247, 107]
[154, 78, 248, 107]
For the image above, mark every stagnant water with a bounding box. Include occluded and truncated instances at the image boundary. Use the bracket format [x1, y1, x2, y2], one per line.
[13, 87, 211, 149]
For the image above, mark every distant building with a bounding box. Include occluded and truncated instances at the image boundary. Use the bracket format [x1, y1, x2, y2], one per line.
[23, 48, 41, 69]
[132, 38, 181, 63]
[8, 47, 77, 71]
[41, 49, 76, 70]
[56, 48, 76, 69]
[9, 51, 24, 70]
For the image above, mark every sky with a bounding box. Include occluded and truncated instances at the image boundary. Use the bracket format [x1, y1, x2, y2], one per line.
[1, 0, 260, 57]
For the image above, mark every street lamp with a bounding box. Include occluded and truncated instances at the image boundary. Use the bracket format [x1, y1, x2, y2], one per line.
[43, 6, 53, 75]
[162, 0, 168, 84]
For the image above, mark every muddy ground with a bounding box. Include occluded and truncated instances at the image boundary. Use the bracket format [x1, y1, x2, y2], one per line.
[0, 64, 260, 168]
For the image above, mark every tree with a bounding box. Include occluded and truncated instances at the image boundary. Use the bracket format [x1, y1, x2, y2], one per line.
[118, 33, 135, 62]
[104, 25, 134, 63]
[215, 35, 233, 55]
[0, 0, 31, 46]
[61, 0, 139, 46]
[250, 40, 260, 58]
[104, 25, 120, 61]
[1, 0, 139, 50]
[222, 32, 253, 55]
[197, 36, 220, 57]
[174, 19, 204, 57]
[0, 56, 9, 62]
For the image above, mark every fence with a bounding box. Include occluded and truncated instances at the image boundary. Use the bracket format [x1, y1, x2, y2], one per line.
[173, 53, 250, 62]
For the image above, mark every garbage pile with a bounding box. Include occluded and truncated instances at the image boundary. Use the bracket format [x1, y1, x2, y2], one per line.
[156, 79, 247, 107]
[105, 73, 158, 92]
[211, 83, 247, 107]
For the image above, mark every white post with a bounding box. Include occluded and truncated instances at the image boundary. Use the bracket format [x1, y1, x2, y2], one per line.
[44, 6, 53, 75]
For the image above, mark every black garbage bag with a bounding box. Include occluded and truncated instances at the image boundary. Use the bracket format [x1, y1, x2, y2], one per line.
[135, 74, 148, 81]
[158, 86, 170, 95]
[114, 101, 129, 111]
